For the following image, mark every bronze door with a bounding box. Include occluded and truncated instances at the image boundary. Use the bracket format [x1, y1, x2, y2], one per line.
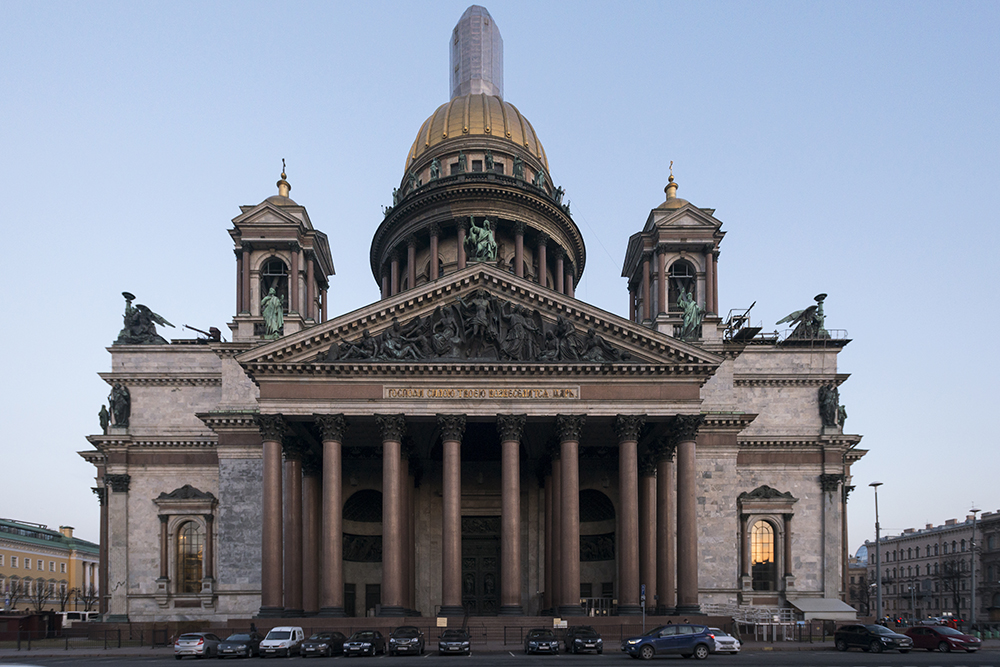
[461, 516, 500, 615]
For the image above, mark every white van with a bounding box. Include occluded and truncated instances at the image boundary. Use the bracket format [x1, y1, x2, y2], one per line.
[57, 611, 99, 628]
[260, 626, 305, 658]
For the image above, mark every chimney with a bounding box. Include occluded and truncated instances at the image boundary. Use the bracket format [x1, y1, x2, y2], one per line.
[59, 525, 74, 538]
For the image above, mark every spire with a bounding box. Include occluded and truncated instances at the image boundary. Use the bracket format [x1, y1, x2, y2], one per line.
[450, 6, 503, 100]
[277, 158, 291, 198]
[664, 161, 678, 200]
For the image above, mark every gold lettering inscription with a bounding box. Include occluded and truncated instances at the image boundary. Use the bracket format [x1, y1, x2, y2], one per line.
[382, 386, 578, 400]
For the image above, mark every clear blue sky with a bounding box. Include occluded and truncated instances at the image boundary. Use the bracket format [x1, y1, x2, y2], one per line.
[2, 1, 997, 555]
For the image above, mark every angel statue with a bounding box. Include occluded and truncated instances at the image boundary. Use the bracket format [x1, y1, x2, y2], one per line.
[115, 292, 175, 345]
[776, 293, 829, 339]
[465, 216, 497, 262]
[261, 287, 285, 338]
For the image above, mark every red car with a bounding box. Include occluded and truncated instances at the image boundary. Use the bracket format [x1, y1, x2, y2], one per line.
[903, 625, 981, 653]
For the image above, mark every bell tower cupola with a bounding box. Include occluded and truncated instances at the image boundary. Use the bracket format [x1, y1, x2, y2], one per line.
[621, 168, 725, 341]
[228, 164, 335, 342]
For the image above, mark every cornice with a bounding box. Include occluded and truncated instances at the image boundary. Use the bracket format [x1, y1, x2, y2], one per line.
[197, 412, 260, 432]
[700, 413, 758, 431]
[85, 435, 217, 450]
[737, 437, 826, 449]
[98, 373, 221, 387]
[244, 361, 718, 380]
[733, 373, 850, 387]
[78, 450, 106, 465]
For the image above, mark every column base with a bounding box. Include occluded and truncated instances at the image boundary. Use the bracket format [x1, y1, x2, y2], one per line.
[318, 607, 347, 617]
[654, 606, 676, 616]
[256, 606, 286, 618]
[281, 608, 305, 617]
[499, 605, 524, 616]
[557, 604, 585, 617]
[617, 604, 643, 616]
[674, 603, 703, 615]
[378, 605, 406, 617]
[439, 605, 466, 617]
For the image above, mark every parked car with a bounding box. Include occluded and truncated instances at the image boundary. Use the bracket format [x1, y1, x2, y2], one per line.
[344, 630, 386, 656]
[438, 629, 471, 655]
[834, 624, 912, 653]
[389, 626, 425, 656]
[563, 626, 603, 654]
[904, 625, 981, 652]
[260, 627, 305, 658]
[524, 628, 559, 654]
[707, 627, 740, 654]
[621, 624, 714, 660]
[174, 632, 222, 659]
[217, 631, 262, 658]
[301, 631, 347, 658]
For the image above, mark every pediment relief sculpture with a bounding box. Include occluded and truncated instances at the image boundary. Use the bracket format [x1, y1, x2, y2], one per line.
[324, 289, 632, 364]
[738, 485, 796, 502]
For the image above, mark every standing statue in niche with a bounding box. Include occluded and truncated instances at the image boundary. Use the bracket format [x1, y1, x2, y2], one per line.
[98, 405, 110, 435]
[512, 156, 524, 179]
[465, 216, 497, 262]
[430, 158, 440, 180]
[532, 169, 547, 190]
[777, 293, 830, 339]
[485, 150, 495, 172]
[392, 187, 400, 206]
[553, 185, 565, 205]
[457, 152, 467, 173]
[818, 383, 840, 428]
[260, 287, 284, 338]
[108, 382, 130, 428]
[115, 291, 174, 345]
[677, 289, 704, 341]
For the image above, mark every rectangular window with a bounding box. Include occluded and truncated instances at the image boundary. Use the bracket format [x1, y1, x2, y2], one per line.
[494, 163, 504, 175]
[24, 557, 30, 569]
[450, 163, 461, 175]
[60, 563, 66, 573]
[11, 556, 16, 567]
[580, 582, 592, 598]
[472, 160, 483, 172]
[601, 582, 614, 598]
[38, 560, 43, 570]
[0, 554, 4, 566]
[49, 561, 55, 572]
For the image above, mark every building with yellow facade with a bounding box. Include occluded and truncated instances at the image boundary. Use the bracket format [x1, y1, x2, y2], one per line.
[0, 519, 98, 612]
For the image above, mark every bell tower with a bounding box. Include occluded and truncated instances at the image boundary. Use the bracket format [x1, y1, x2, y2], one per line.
[228, 167, 335, 342]
[621, 172, 725, 341]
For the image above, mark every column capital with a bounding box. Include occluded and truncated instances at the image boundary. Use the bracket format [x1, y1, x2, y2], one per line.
[638, 450, 657, 476]
[514, 221, 526, 236]
[92, 487, 106, 505]
[653, 437, 677, 463]
[255, 414, 288, 442]
[282, 437, 308, 462]
[104, 473, 131, 493]
[376, 414, 407, 442]
[655, 243, 670, 256]
[672, 414, 704, 442]
[536, 232, 550, 246]
[158, 514, 169, 524]
[389, 249, 400, 263]
[428, 222, 441, 237]
[496, 414, 526, 442]
[819, 473, 845, 492]
[406, 235, 418, 249]
[614, 414, 645, 442]
[302, 451, 322, 477]
[315, 414, 348, 442]
[437, 414, 467, 441]
[455, 217, 469, 231]
[556, 414, 585, 442]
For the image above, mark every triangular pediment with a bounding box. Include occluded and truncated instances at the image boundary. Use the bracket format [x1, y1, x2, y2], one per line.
[237, 264, 722, 377]
[643, 203, 722, 234]
[231, 200, 311, 229]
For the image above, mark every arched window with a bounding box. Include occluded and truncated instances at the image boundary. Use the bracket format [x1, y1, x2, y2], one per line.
[960, 539, 966, 552]
[750, 520, 776, 591]
[988, 534, 997, 550]
[952, 540, 957, 553]
[579, 489, 615, 562]
[667, 260, 696, 311]
[260, 258, 289, 313]
[907, 548, 912, 559]
[934, 543, 939, 556]
[177, 521, 204, 594]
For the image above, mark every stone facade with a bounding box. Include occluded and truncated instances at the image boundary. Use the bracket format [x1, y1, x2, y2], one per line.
[80, 7, 865, 623]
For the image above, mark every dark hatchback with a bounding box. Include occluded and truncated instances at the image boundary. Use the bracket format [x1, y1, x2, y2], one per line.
[904, 625, 982, 652]
[524, 629, 559, 654]
[621, 624, 714, 660]
[389, 626, 425, 655]
[564, 626, 603, 654]
[438, 629, 471, 655]
[344, 630, 386, 656]
[834, 624, 912, 653]
[217, 632, 262, 658]
[301, 631, 347, 658]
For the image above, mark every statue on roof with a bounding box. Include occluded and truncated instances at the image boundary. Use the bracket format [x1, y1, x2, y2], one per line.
[777, 293, 830, 339]
[98, 405, 110, 435]
[261, 287, 284, 338]
[465, 216, 497, 262]
[109, 382, 130, 428]
[512, 156, 524, 179]
[115, 292, 174, 345]
[677, 289, 704, 341]
[485, 151, 495, 172]
[430, 158, 440, 180]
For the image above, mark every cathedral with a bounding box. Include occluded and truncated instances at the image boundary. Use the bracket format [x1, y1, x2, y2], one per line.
[82, 6, 864, 622]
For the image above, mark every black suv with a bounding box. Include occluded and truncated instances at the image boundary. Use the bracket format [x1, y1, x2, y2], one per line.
[564, 626, 603, 654]
[834, 624, 912, 653]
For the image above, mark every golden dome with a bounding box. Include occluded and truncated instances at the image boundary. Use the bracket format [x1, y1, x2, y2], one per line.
[406, 93, 548, 171]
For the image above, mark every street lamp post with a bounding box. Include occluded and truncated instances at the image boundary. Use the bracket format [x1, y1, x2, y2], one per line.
[970, 507, 980, 629]
[870, 481, 883, 621]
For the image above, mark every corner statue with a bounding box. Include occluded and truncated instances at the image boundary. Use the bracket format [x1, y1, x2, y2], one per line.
[114, 292, 174, 345]
[777, 293, 830, 339]
[465, 216, 497, 262]
[261, 287, 284, 338]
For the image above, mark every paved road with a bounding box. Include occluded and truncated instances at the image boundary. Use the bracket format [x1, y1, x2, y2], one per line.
[2, 650, 998, 667]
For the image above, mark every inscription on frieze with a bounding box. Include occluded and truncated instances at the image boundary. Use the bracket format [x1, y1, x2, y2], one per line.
[384, 386, 579, 400]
